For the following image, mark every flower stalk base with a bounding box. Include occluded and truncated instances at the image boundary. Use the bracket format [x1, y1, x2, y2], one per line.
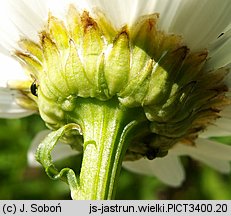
[36, 98, 147, 200]
[75, 98, 148, 199]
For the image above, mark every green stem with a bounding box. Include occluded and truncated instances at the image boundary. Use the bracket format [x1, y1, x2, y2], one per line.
[36, 97, 148, 200]
[72, 98, 146, 200]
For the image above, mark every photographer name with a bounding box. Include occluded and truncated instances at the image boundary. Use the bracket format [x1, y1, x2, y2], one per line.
[18, 203, 62, 213]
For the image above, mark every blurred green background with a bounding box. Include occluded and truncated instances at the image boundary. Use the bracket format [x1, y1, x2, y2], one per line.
[0, 115, 231, 200]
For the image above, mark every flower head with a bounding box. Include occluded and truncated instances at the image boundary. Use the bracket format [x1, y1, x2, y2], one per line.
[1, 0, 231, 195]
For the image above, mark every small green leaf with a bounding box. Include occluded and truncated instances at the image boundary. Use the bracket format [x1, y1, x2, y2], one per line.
[35, 123, 81, 198]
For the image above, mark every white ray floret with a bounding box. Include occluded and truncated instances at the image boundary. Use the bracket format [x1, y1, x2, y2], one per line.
[123, 155, 185, 187]
[0, 53, 33, 118]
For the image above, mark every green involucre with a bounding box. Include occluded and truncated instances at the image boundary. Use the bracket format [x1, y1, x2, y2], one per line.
[14, 6, 229, 159]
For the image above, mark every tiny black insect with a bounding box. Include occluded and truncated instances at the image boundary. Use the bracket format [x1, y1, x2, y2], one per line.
[218, 32, 224, 38]
[146, 148, 159, 160]
[30, 81, 38, 96]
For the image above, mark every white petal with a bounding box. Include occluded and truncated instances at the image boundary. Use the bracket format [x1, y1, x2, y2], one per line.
[171, 138, 231, 173]
[0, 0, 48, 53]
[220, 105, 231, 119]
[0, 44, 9, 56]
[0, 88, 34, 118]
[200, 125, 231, 138]
[195, 138, 231, 161]
[200, 116, 231, 138]
[123, 155, 185, 187]
[172, 138, 231, 161]
[47, 0, 84, 18]
[0, 54, 32, 118]
[205, 28, 231, 71]
[211, 118, 231, 133]
[168, 0, 231, 50]
[131, 0, 182, 31]
[28, 130, 80, 167]
[0, 53, 28, 88]
[95, 0, 138, 28]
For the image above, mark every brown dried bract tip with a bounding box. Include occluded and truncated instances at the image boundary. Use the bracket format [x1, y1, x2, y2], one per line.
[113, 26, 129, 43]
[146, 14, 159, 31]
[81, 11, 98, 32]
[39, 31, 51, 45]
